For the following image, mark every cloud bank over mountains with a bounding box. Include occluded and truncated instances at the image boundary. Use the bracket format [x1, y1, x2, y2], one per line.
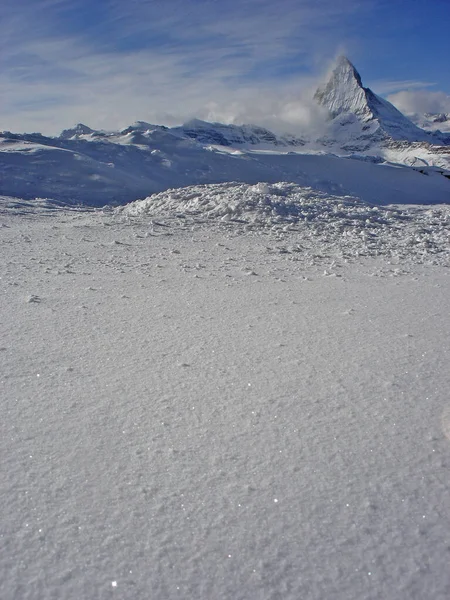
[387, 90, 450, 117]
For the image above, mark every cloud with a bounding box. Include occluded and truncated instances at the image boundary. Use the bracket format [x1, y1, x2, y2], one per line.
[387, 90, 450, 116]
[0, 0, 376, 134]
[371, 80, 437, 95]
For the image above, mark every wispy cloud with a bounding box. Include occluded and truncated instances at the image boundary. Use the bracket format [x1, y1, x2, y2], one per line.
[387, 90, 450, 116]
[371, 80, 437, 95]
[0, 0, 377, 133]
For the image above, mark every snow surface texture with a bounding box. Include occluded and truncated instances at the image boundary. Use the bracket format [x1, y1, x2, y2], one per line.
[1, 190, 450, 600]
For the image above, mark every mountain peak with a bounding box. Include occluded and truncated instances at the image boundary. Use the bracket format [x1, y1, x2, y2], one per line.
[334, 55, 362, 79]
[59, 123, 94, 139]
[314, 56, 431, 143]
[123, 121, 162, 132]
[314, 56, 368, 120]
[334, 56, 364, 89]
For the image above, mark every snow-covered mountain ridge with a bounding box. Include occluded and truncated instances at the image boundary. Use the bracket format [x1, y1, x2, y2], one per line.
[56, 119, 307, 149]
[1, 127, 449, 206]
[409, 112, 450, 134]
[1, 56, 449, 206]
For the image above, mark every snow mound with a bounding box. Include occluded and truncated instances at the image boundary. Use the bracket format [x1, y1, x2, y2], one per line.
[117, 182, 450, 265]
[119, 182, 360, 223]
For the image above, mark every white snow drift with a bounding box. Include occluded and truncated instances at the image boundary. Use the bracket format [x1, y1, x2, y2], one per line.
[118, 182, 450, 266]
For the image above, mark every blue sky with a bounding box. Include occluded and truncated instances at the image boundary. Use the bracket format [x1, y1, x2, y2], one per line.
[1, 0, 450, 134]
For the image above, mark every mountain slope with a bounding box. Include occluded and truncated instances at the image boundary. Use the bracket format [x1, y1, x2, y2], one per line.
[308, 56, 450, 169]
[314, 56, 431, 143]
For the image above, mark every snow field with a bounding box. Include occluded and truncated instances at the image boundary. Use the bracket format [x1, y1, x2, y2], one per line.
[1, 198, 450, 599]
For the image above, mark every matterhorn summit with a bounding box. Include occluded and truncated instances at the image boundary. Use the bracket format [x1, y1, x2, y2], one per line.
[314, 56, 373, 121]
[314, 56, 431, 143]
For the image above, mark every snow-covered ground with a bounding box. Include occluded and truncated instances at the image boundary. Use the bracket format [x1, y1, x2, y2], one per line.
[1, 188, 450, 599]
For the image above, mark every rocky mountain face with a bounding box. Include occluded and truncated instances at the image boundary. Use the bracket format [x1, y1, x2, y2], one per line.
[427, 113, 450, 124]
[59, 123, 96, 139]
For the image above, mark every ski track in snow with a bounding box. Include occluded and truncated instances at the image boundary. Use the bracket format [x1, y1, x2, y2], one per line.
[1, 191, 450, 600]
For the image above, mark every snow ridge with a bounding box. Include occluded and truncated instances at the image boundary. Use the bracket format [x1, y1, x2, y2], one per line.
[410, 113, 450, 135]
